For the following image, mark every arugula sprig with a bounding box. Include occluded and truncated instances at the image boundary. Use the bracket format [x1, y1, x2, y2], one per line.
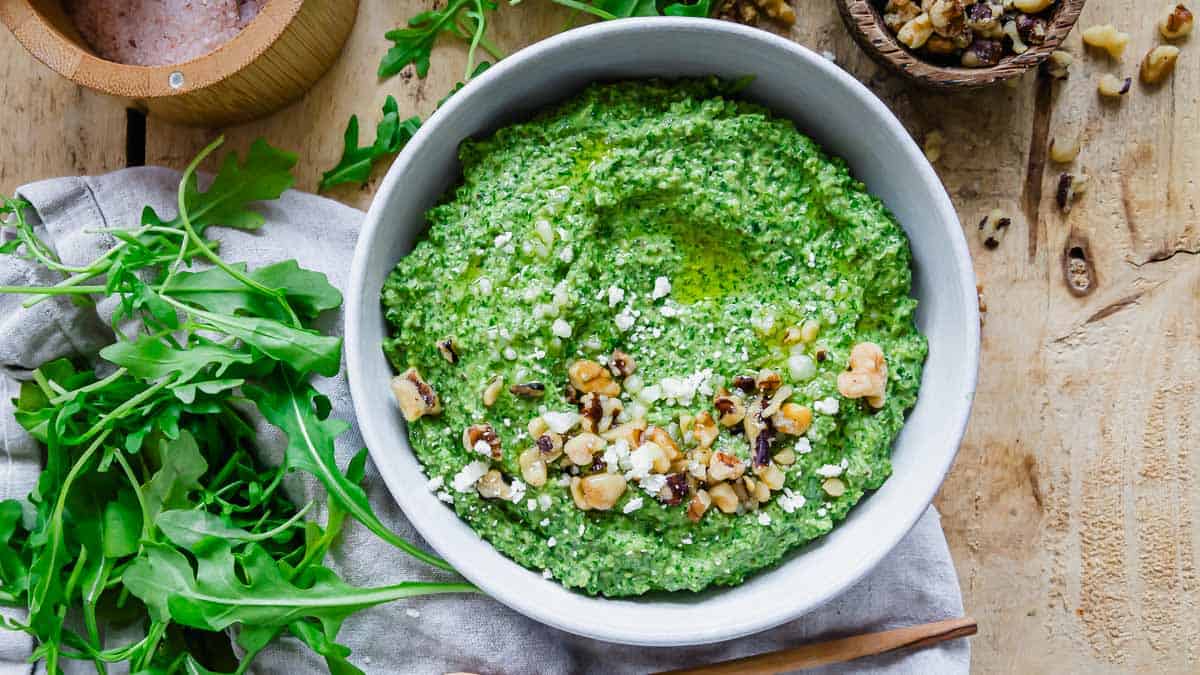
[0, 138, 471, 673]
[320, 96, 422, 190]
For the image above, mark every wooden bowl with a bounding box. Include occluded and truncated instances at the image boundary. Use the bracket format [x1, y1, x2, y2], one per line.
[0, 0, 358, 126]
[837, 0, 1086, 88]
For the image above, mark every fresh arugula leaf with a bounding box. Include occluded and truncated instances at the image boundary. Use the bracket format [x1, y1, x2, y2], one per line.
[123, 542, 472, 631]
[594, 0, 659, 16]
[379, 0, 499, 80]
[100, 338, 255, 384]
[320, 96, 422, 190]
[167, 261, 342, 321]
[157, 504, 309, 551]
[288, 620, 363, 675]
[176, 138, 297, 233]
[142, 432, 209, 531]
[662, 0, 713, 16]
[245, 371, 453, 572]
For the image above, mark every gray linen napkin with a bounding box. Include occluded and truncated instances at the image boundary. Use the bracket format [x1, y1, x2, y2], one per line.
[0, 167, 970, 674]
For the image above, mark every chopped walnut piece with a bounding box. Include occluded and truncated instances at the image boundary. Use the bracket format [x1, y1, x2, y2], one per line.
[1014, 14, 1047, 44]
[1042, 50, 1073, 79]
[1140, 45, 1180, 85]
[755, 369, 782, 392]
[436, 337, 459, 364]
[1056, 172, 1090, 213]
[772, 402, 813, 436]
[645, 426, 681, 460]
[564, 433, 605, 466]
[1082, 24, 1131, 60]
[1159, 3, 1194, 39]
[822, 477, 847, 498]
[898, 13, 935, 49]
[578, 392, 622, 434]
[518, 447, 548, 487]
[607, 348, 636, 378]
[577, 474, 627, 511]
[1013, 0, 1052, 10]
[1003, 20, 1029, 55]
[692, 411, 720, 448]
[391, 368, 442, 421]
[1048, 136, 1081, 164]
[978, 209, 1012, 250]
[709, 482, 739, 514]
[509, 382, 546, 398]
[923, 130, 945, 164]
[1097, 74, 1132, 97]
[482, 375, 504, 407]
[713, 389, 747, 427]
[687, 489, 712, 522]
[962, 38, 1004, 67]
[477, 470, 511, 500]
[462, 423, 502, 459]
[836, 342, 888, 408]
[708, 451, 747, 482]
[600, 418, 646, 448]
[568, 359, 620, 397]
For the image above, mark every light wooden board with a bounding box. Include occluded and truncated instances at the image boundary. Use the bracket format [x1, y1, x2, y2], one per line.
[0, 25, 126, 195]
[7, 1, 1200, 672]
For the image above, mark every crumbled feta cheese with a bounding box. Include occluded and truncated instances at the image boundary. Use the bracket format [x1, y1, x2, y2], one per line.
[607, 286, 625, 307]
[494, 231, 513, 247]
[652, 276, 672, 300]
[503, 347, 518, 361]
[814, 397, 840, 415]
[558, 246, 574, 263]
[451, 460, 490, 492]
[795, 437, 813, 454]
[538, 494, 553, 511]
[638, 384, 662, 404]
[547, 537, 557, 548]
[757, 512, 772, 526]
[527, 499, 539, 511]
[681, 536, 693, 545]
[817, 507, 828, 517]
[660, 305, 679, 317]
[627, 444, 657, 479]
[578, 523, 585, 536]
[508, 478, 527, 503]
[816, 463, 845, 478]
[638, 473, 667, 495]
[543, 411, 580, 434]
[472, 440, 492, 456]
[477, 277, 493, 295]
[556, 475, 572, 487]
[539, 518, 551, 527]
[787, 354, 816, 381]
[427, 476, 445, 491]
[615, 310, 636, 331]
[551, 318, 572, 338]
[750, 312, 776, 334]
[623, 497, 644, 514]
[436, 490, 454, 504]
[778, 488, 806, 513]
[534, 219, 554, 245]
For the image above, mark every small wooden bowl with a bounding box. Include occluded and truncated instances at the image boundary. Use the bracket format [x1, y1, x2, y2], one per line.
[837, 0, 1086, 88]
[0, 0, 358, 126]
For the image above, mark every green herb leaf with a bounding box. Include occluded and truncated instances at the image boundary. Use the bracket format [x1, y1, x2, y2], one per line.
[320, 97, 422, 190]
[123, 542, 471, 632]
[661, 0, 712, 17]
[168, 260, 343, 320]
[100, 337, 255, 384]
[176, 139, 298, 233]
[245, 371, 454, 571]
[379, 0, 499, 80]
[142, 432, 209, 531]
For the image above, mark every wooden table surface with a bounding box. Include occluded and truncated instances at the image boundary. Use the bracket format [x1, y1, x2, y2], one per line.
[2, 3, 1196, 672]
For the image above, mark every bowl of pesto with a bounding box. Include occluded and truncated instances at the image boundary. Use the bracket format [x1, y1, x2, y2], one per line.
[346, 18, 979, 646]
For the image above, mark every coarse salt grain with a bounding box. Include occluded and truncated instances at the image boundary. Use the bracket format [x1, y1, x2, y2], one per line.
[68, 0, 260, 67]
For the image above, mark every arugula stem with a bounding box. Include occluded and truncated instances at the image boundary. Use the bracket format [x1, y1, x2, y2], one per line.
[78, 377, 173, 444]
[114, 452, 152, 541]
[0, 285, 108, 295]
[51, 368, 128, 405]
[173, 137, 302, 328]
[550, 0, 616, 19]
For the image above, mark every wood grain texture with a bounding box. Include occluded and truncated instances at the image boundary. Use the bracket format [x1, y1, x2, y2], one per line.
[1, 0, 358, 126]
[836, 0, 1086, 88]
[0, 22, 126, 194]
[4, 0, 1199, 671]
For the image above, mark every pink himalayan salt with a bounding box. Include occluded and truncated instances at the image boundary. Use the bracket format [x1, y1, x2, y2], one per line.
[66, 0, 261, 67]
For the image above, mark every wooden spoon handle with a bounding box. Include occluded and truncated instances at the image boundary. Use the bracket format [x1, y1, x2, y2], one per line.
[653, 617, 978, 675]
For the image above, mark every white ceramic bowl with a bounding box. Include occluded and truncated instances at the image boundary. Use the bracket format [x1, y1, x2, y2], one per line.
[347, 17, 979, 647]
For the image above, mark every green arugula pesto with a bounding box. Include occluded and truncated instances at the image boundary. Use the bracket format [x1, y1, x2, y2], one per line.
[382, 79, 927, 596]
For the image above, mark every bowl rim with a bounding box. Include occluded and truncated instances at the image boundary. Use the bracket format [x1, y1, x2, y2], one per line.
[347, 16, 980, 646]
[0, 0, 303, 98]
[836, 0, 1087, 88]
